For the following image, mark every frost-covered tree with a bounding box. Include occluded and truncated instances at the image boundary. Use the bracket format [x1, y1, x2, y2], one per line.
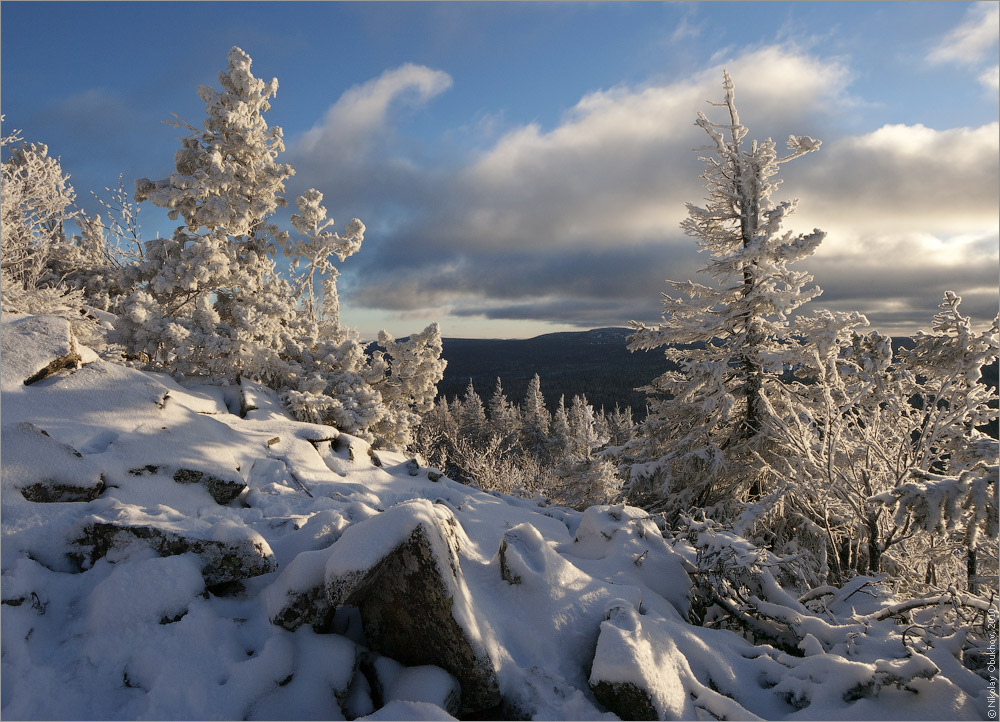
[286, 188, 364, 326]
[861, 294, 1000, 590]
[487, 378, 521, 444]
[413, 396, 458, 471]
[605, 404, 636, 447]
[519, 374, 551, 461]
[1, 134, 78, 295]
[116, 46, 298, 376]
[769, 292, 998, 590]
[0, 127, 118, 336]
[456, 380, 488, 445]
[548, 395, 621, 510]
[628, 71, 825, 517]
[115, 47, 443, 440]
[568, 394, 608, 457]
[549, 395, 571, 460]
[370, 323, 447, 451]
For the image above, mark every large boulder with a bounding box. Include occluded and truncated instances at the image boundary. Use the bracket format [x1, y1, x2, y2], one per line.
[324, 500, 501, 714]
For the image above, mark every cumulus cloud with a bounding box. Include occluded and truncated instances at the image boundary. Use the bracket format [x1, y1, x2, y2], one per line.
[927, 2, 999, 67]
[290, 44, 997, 338]
[793, 122, 999, 234]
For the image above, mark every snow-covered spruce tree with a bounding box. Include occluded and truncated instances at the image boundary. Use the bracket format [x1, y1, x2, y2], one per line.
[519, 374, 552, 463]
[411, 395, 457, 472]
[628, 71, 825, 518]
[547, 395, 622, 510]
[369, 323, 447, 451]
[116, 47, 443, 441]
[455, 379, 488, 445]
[487, 378, 522, 445]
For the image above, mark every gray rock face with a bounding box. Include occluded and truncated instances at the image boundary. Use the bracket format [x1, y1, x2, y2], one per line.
[172, 468, 247, 505]
[326, 507, 501, 714]
[127, 465, 247, 505]
[20, 479, 106, 504]
[270, 581, 335, 632]
[72, 521, 275, 586]
[590, 679, 658, 721]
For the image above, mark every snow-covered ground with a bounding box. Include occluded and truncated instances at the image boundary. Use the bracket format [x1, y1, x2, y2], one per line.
[1, 313, 990, 720]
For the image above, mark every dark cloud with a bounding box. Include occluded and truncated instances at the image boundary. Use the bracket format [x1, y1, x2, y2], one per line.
[286, 45, 997, 338]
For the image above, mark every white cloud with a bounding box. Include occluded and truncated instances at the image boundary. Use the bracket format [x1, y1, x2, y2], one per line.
[928, 2, 1000, 67]
[289, 45, 996, 337]
[670, 15, 701, 43]
[298, 63, 452, 163]
[453, 45, 854, 252]
[980, 64, 1000, 90]
[793, 121, 1000, 235]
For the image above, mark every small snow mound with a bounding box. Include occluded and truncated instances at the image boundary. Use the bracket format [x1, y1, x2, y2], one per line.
[1, 421, 105, 502]
[1, 314, 87, 390]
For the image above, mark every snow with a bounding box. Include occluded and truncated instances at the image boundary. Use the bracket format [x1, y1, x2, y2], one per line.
[0, 313, 989, 720]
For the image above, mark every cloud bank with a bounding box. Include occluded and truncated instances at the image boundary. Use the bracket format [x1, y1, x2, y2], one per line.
[287, 43, 998, 338]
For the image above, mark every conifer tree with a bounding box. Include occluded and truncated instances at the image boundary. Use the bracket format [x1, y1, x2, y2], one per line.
[549, 395, 571, 460]
[115, 47, 444, 440]
[520, 374, 551, 460]
[485, 378, 519, 446]
[370, 323, 447, 451]
[457, 380, 487, 444]
[628, 71, 825, 517]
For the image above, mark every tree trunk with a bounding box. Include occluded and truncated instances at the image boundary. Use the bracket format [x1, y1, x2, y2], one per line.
[967, 547, 977, 594]
[865, 514, 882, 574]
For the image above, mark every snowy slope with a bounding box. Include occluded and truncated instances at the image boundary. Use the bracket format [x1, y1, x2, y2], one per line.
[0, 314, 989, 720]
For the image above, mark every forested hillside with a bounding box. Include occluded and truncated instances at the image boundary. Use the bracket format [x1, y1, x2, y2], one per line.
[437, 328, 669, 416]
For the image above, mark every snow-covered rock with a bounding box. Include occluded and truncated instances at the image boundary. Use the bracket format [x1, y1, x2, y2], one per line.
[2, 421, 105, 503]
[0, 314, 95, 390]
[0, 313, 989, 721]
[324, 499, 501, 714]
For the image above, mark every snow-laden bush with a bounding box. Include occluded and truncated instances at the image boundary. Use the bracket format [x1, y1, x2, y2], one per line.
[113, 47, 444, 445]
[0, 124, 116, 343]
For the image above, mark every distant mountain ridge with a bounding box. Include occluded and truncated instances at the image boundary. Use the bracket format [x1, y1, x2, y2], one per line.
[438, 327, 669, 416]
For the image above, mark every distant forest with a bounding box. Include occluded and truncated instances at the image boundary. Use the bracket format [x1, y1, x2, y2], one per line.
[436, 328, 666, 417]
[438, 328, 999, 434]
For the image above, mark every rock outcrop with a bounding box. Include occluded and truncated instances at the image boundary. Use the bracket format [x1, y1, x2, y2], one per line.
[0, 314, 94, 389]
[589, 601, 695, 721]
[72, 516, 275, 587]
[268, 499, 501, 714]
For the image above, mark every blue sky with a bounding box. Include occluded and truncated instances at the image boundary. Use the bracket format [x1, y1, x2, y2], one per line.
[2, 1, 997, 339]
